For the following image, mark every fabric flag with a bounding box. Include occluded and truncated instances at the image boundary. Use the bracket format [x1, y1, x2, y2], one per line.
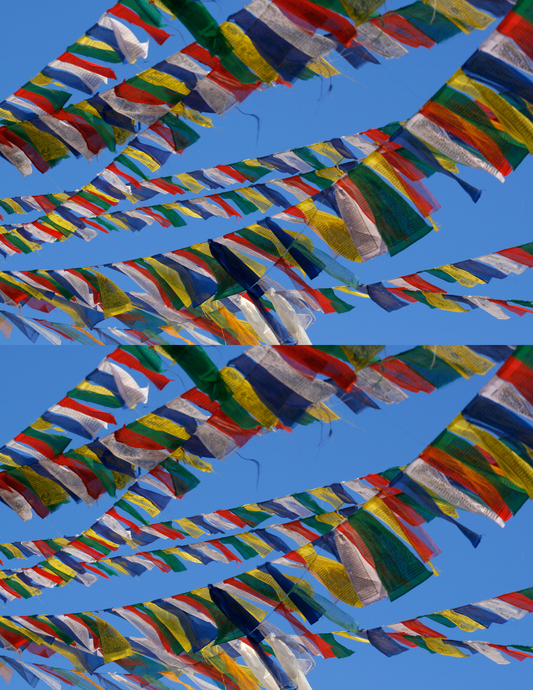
[41, 399, 117, 440]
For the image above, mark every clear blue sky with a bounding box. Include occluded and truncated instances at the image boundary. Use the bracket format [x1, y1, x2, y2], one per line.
[0, 0, 532, 344]
[1, 346, 533, 689]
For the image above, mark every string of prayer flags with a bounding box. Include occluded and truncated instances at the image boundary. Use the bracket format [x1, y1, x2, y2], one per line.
[0, 477, 359, 562]
[0, 340, 504, 527]
[0, 350, 531, 678]
[384, 0, 533, 187]
[0, 346, 169, 480]
[0, 0, 511, 186]
[0, 659, 183, 690]
[3, 0, 527, 263]
[0, 116, 458, 238]
[0, 150, 449, 338]
[0, 633, 356, 690]
[378, 239, 533, 289]
[0, 108, 481, 261]
[0, 218, 365, 346]
[0, 38, 224, 179]
[0, 344, 369, 522]
[14, 163, 355, 244]
[0, 475, 372, 566]
[0, 117, 451, 259]
[2, 418, 467, 597]
[0, 314, 185, 347]
[2, 0, 516, 258]
[0, 343, 488, 527]
[0, 0, 508, 137]
[0, 134, 357, 220]
[0, 0, 173, 124]
[0, 345, 238, 521]
[4, 419, 501, 598]
[0, 155, 362, 248]
[0, 346, 505, 596]
[1, 293, 328, 346]
[349, 584, 533, 663]
[7, 218, 529, 339]
[0, 0, 345, 180]
[338, 629, 533, 664]
[0, 0, 527, 353]
[358, 346, 533, 545]
[0, 505, 359, 599]
[0, 191, 68, 219]
[0, 220, 429, 340]
[0, 1, 182, 197]
[0, 507, 435, 670]
[344, 240, 533, 318]
[338, 286, 533, 319]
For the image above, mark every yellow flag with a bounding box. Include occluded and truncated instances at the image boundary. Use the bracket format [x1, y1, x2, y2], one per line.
[297, 198, 362, 262]
[144, 602, 192, 651]
[138, 68, 190, 95]
[424, 637, 469, 657]
[435, 263, 487, 287]
[436, 609, 486, 632]
[239, 532, 273, 557]
[19, 466, 69, 507]
[239, 187, 273, 213]
[91, 270, 132, 318]
[448, 416, 533, 497]
[220, 22, 278, 83]
[212, 650, 261, 690]
[174, 518, 206, 538]
[423, 346, 494, 378]
[307, 57, 340, 78]
[315, 167, 345, 182]
[307, 402, 340, 422]
[174, 173, 205, 193]
[121, 492, 160, 517]
[424, 293, 469, 312]
[449, 70, 533, 153]
[220, 366, 278, 428]
[298, 543, 362, 607]
[309, 486, 345, 509]
[421, 0, 493, 32]
[92, 615, 132, 663]
[0, 543, 24, 559]
[0, 198, 23, 214]
[122, 147, 161, 172]
[309, 142, 345, 164]
[137, 413, 190, 440]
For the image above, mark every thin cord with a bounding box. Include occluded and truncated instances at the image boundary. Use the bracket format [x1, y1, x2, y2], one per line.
[235, 451, 261, 489]
[236, 108, 262, 144]
[378, 62, 427, 102]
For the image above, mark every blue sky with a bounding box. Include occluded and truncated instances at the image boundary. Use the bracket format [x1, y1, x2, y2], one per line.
[0, 0, 532, 344]
[1, 346, 533, 689]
